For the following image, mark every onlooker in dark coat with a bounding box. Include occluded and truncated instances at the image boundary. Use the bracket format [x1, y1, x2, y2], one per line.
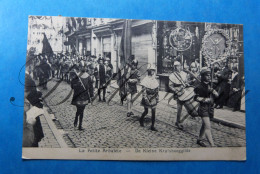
[38, 58, 51, 89]
[214, 66, 232, 109]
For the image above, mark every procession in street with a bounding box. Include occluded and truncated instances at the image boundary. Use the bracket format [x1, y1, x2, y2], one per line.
[23, 16, 246, 149]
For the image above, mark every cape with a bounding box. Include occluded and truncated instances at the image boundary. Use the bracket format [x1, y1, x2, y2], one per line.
[140, 76, 159, 89]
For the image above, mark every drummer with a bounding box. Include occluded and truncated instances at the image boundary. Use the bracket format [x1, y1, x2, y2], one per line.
[168, 61, 198, 130]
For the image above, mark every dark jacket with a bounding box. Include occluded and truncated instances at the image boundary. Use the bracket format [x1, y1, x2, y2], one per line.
[94, 64, 107, 88]
[71, 73, 94, 106]
[194, 82, 214, 117]
[38, 61, 51, 78]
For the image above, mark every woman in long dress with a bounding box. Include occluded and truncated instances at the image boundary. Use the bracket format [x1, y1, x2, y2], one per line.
[139, 65, 159, 131]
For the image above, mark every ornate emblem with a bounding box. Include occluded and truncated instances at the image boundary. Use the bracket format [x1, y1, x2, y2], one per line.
[202, 29, 231, 65]
[169, 28, 193, 51]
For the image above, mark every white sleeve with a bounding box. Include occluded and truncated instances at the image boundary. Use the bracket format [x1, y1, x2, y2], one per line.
[26, 106, 44, 125]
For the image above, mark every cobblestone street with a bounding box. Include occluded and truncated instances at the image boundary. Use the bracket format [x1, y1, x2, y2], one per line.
[39, 79, 246, 148]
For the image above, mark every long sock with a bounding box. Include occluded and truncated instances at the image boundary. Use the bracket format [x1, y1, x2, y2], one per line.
[74, 113, 79, 126]
[140, 108, 148, 120]
[79, 113, 83, 128]
[98, 89, 101, 100]
[151, 108, 156, 128]
[103, 88, 106, 99]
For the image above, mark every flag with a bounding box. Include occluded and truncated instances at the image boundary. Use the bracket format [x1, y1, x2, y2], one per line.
[42, 33, 53, 56]
[119, 19, 132, 69]
[117, 19, 132, 103]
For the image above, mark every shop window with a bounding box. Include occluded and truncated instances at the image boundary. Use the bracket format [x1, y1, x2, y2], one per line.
[102, 36, 111, 58]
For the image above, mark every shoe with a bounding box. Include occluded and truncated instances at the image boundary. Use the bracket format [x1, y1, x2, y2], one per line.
[139, 118, 144, 127]
[78, 126, 84, 131]
[216, 105, 223, 109]
[151, 126, 158, 131]
[175, 122, 184, 130]
[103, 98, 106, 102]
[121, 99, 124, 105]
[74, 122, 77, 128]
[197, 140, 207, 147]
[232, 108, 239, 112]
[127, 112, 131, 117]
[130, 112, 134, 116]
[99, 98, 102, 102]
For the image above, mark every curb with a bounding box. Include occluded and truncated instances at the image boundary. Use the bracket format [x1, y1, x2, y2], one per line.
[42, 107, 69, 148]
[211, 117, 245, 130]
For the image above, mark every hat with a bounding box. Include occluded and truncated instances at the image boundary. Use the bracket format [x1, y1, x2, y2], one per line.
[200, 67, 211, 75]
[98, 57, 103, 62]
[129, 55, 135, 61]
[190, 62, 197, 68]
[173, 61, 181, 66]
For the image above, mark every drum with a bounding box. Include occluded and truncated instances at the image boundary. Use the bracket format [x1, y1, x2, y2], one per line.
[178, 86, 195, 101]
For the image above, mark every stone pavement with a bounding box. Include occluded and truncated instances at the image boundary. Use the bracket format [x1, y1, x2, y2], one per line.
[38, 114, 60, 148]
[38, 79, 246, 148]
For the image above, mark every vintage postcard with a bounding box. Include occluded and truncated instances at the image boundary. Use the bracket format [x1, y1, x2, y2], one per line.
[22, 16, 246, 160]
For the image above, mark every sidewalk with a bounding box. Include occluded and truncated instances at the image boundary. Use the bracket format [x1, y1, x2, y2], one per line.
[109, 80, 246, 130]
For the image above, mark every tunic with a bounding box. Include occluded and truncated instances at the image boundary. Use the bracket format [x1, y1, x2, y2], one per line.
[94, 64, 108, 89]
[125, 68, 141, 95]
[194, 82, 214, 117]
[140, 76, 159, 109]
[38, 62, 51, 79]
[169, 71, 188, 98]
[71, 73, 94, 106]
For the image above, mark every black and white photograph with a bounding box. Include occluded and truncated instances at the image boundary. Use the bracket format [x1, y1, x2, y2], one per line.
[22, 16, 246, 160]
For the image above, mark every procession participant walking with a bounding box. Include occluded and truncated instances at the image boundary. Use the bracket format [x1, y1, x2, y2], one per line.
[194, 67, 219, 147]
[49, 54, 55, 78]
[60, 57, 65, 80]
[187, 62, 200, 86]
[56, 54, 61, 79]
[104, 58, 113, 93]
[69, 59, 80, 83]
[139, 65, 159, 131]
[38, 58, 51, 89]
[168, 61, 198, 130]
[94, 57, 108, 102]
[71, 63, 94, 130]
[125, 56, 141, 117]
[87, 64, 96, 94]
[63, 57, 71, 83]
[32, 55, 40, 80]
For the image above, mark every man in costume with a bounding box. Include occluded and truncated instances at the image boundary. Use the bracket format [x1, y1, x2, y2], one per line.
[94, 57, 108, 102]
[194, 67, 218, 147]
[168, 61, 198, 129]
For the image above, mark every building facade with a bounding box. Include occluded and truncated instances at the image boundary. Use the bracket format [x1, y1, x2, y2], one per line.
[64, 18, 157, 76]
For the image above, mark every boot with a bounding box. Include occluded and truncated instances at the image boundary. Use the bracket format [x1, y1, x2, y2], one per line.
[74, 116, 78, 128]
[151, 126, 158, 131]
[78, 115, 84, 130]
[78, 122, 84, 130]
[139, 118, 144, 127]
